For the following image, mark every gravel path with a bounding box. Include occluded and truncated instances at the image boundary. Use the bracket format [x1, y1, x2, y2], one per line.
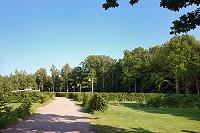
[1, 97, 94, 133]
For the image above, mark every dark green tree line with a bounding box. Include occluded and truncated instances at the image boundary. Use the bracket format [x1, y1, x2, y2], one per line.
[0, 34, 199, 94]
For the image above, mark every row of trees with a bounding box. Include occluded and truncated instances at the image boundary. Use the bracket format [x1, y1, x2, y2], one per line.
[0, 34, 199, 94]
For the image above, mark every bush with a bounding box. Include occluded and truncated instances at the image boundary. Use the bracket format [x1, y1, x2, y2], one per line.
[44, 92, 55, 99]
[147, 96, 163, 108]
[55, 92, 68, 97]
[0, 101, 32, 129]
[74, 93, 83, 102]
[146, 94, 200, 108]
[68, 92, 76, 99]
[54, 92, 200, 109]
[0, 91, 53, 104]
[82, 93, 92, 106]
[0, 101, 13, 129]
[86, 94, 108, 113]
[40, 94, 50, 104]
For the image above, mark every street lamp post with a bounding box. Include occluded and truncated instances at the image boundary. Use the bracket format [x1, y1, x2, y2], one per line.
[88, 78, 93, 95]
[72, 86, 75, 92]
[77, 84, 81, 92]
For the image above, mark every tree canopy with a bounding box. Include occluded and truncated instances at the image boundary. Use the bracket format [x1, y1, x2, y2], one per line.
[0, 34, 199, 94]
[103, 0, 200, 34]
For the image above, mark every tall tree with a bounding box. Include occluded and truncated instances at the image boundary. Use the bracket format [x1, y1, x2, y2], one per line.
[14, 69, 20, 90]
[157, 34, 200, 94]
[61, 63, 71, 92]
[35, 68, 47, 92]
[26, 74, 38, 90]
[122, 47, 149, 92]
[69, 66, 83, 92]
[112, 59, 123, 92]
[50, 65, 60, 92]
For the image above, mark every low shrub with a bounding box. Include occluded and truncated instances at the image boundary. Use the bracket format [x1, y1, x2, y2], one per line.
[55, 92, 68, 97]
[0, 101, 32, 129]
[52, 92, 200, 109]
[44, 92, 55, 99]
[68, 92, 76, 99]
[74, 93, 83, 102]
[82, 93, 92, 106]
[40, 94, 50, 104]
[0, 101, 13, 129]
[147, 95, 163, 108]
[86, 94, 108, 113]
[0, 91, 53, 104]
[147, 94, 200, 108]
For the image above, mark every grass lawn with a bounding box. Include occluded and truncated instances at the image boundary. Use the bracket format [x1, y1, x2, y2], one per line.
[7, 102, 50, 113]
[92, 102, 200, 133]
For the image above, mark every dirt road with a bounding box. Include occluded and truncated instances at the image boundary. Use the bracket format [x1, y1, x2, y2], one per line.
[1, 97, 94, 133]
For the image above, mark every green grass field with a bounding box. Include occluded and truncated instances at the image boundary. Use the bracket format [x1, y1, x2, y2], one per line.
[0, 101, 51, 129]
[7, 102, 49, 113]
[91, 102, 200, 133]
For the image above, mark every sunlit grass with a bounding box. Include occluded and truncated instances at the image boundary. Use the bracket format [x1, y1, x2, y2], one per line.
[7, 101, 52, 113]
[92, 102, 200, 133]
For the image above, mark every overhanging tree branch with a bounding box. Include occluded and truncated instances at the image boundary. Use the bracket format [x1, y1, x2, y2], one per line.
[102, 0, 200, 34]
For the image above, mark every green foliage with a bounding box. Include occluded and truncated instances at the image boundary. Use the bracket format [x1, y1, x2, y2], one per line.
[82, 92, 92, 106]
[0, 91, 54, 129]
[147, 94, 200, 108]
[66, 92, 200, 109]
[61, 63, 70, 92]
[1, 34, 199, 95]
[93, 102, 200, 133]
[44, 92, 55, 99]
[50, 65, 61, 92]
[55, 92, 68, 97]
[39, 94, 50, 104]
[102, 0, 200, 34]
[68, 92, 200, 108]
[68, 92, 76, 99]
[74, 93, 83, 102]
[0, 101, 32, 129]
[0, 91, 52, 104]
[87, 94, 108, 113]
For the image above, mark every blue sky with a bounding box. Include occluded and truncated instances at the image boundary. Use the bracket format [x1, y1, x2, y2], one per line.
[0, 0, 199, 76]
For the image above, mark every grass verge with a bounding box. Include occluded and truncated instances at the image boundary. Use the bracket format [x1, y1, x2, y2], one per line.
[91, 102, 200, 133]
[0, 99, 54, 130]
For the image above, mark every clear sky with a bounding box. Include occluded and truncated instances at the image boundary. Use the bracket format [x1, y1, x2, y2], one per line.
[0, 0, 199, 76]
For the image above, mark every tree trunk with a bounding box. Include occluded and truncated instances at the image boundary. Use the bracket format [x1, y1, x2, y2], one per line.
[175, 70, 179, 94]
[116, 83, 117, 92]
[135, 79, 137, 93]
[42, 82, 44, 92]
[112, 70, 114, 90]
[195, 77, 199, 94]
[186, 78, 189, 94]
[103, 76, 105, 91]
[67, 80, 69, 93]
[53, 82, 55, 92]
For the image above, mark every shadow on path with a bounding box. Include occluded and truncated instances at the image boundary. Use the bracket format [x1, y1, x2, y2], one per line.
[1, 114, 92, 133]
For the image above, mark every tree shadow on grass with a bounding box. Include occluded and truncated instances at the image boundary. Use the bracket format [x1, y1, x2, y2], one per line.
[91, 123, 154, 133]
[181, 130, 200, 133]
[120, 103, 200, 122]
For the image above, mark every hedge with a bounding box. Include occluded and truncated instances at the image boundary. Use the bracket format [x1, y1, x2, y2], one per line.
[0, 91, 54, 103]
[65, 92, 200, 108]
